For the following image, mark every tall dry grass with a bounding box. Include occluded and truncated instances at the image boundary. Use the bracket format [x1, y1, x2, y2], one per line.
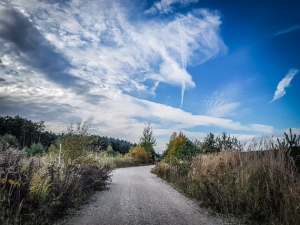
[153, 140, 300, 224]
[0, 145, 111, 225]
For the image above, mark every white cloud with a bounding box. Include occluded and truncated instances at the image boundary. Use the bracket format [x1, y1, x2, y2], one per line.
[250, 124, 273, 134]
[270, 69, 298, 102]
[145, 0, 198, 15]
[204, 91, 240, 117]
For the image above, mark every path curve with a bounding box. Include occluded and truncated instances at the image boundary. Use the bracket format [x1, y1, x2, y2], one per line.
[63, 165, 231, 225]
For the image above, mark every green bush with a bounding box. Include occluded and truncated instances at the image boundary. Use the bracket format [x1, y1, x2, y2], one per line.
[0, 134, 19, 149]
[57, 122, 90, 164]
[25, 143, 45, 156]
[105, 145, 117, 157]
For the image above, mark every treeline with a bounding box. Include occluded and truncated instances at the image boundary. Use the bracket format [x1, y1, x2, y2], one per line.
[163, 131, 242, 161]
[0, 115, 56, 149]
[0, 115, 136, 154]
[88, 135, 136, 154]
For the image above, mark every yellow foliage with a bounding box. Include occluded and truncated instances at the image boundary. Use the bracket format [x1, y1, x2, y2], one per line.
[8, 179, 21, 187]
[0, 178, 22, 187]
[126, 145, 151, 164]
[164, 132, 187, 161]
[177, 132, 186, 145]
[29, 169, 51, 204]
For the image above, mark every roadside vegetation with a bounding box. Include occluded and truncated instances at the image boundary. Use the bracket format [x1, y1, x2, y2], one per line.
[0, 116, 156, 224]
[152, 129, 300, 225]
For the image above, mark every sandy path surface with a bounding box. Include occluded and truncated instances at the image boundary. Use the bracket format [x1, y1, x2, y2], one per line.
[62, 165, 232, 225]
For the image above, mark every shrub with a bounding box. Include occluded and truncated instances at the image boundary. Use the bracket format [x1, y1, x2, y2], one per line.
[125, 145, 152, 164]
[0, 134, 19, 149]
[0, 145, 111, 225]
[57, 122, 90, 164]
[47, 144, 58, 157]
[105, 145, 117, 157]
[25, 143, 45, 157]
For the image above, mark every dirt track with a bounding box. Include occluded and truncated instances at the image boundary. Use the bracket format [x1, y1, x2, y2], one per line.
[62, 165, 232, 225]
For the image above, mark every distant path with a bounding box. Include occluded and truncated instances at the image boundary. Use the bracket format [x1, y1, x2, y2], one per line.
[63, 165, 231, 225]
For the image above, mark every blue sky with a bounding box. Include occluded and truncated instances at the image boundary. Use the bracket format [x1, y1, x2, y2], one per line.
[0, 0, 299, 152]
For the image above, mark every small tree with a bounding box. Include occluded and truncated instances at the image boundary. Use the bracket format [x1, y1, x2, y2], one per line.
[276, 128, 300, 170]
[200, 132, 219, 153]
[58, 122, 90, 164]
[25, 143, 45, 157]
[163, 132, 200, 161]
[139, 123, 156, 162]
[200, 132, 242, 153]
[105, 145, 117, 157]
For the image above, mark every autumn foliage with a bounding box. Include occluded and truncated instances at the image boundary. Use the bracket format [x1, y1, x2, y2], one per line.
[163, 132, 201, 161]
[126, 145, 152, 164]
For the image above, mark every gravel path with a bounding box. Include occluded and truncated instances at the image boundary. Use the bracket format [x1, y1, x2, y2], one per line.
[63, 165, 233, 225]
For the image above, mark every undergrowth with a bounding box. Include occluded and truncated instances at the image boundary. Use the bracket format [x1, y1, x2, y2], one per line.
[152, 139, 300, 224]
[0, 143, 111, 225]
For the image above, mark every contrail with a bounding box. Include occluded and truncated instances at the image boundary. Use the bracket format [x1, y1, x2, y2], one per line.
[180, 81, 185, 109]
[178, 17, 187, 109]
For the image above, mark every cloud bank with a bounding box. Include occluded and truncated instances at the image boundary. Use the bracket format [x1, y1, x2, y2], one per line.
[270, 69, 298, 102]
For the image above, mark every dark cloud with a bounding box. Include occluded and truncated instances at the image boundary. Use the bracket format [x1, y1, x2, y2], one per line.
[82, 93, 109, 105]
[4, 70, 18, 76]
[0, 5, 91, 93]
[0, 95, 76, 123]
[41, 0, 70, 5]
[0, 77, 5, 82]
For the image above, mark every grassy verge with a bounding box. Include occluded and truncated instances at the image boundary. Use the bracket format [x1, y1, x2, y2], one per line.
[0, 146, 111, 225]
[98, 152, 155, 169]
[152, 145, 300, 224]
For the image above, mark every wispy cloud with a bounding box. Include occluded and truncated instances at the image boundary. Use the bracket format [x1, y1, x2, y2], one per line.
[270, 69, 298, 102]
[271, 24, 300, 36]
[203, 91, 240, 117]
[150, 81, 160, 96]
[250, 124, 273, 133]
[145, 0, 198, 15]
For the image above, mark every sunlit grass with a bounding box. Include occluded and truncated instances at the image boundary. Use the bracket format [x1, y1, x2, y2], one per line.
[152, 139, 300, 224]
